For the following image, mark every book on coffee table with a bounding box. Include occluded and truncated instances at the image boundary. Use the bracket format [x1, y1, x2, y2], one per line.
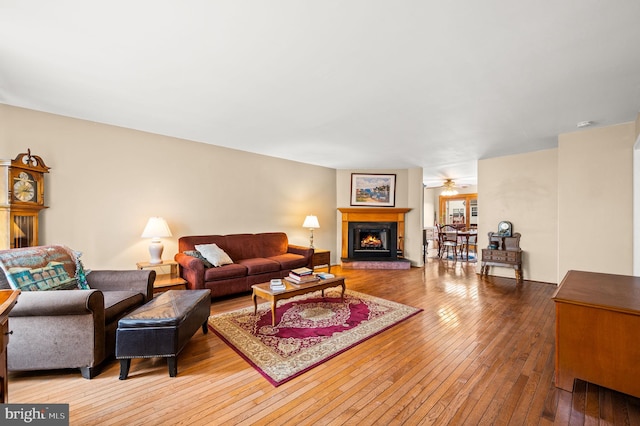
[269, 279, 286, 291]
[284, 275, 320, 286]
[290, 267, 313, 276]
[316, 272, 335, 279]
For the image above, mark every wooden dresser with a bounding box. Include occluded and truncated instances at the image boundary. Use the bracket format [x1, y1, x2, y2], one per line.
[553, 271, 640, 397]
[0, 289, 20, 403]
[480, 232, 522, 282]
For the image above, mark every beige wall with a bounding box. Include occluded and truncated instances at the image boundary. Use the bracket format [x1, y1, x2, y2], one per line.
[0, 105, 337, 269]
[635, 114, 640, 275]
[407, 167, 425, 265]
[558, 121, 635, 279]
[478, 149, 558, 283]
[478, 119, 637, 284]
[336, 168, 424, 266]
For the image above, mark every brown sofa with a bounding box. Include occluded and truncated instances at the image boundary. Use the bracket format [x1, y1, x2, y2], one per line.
[175, 232, 313, 298]
[0, 249, 155, 379]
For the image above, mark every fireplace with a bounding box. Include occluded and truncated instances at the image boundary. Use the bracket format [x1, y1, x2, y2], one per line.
[338, 207, 411, 269]
[348, 222, 398, 259]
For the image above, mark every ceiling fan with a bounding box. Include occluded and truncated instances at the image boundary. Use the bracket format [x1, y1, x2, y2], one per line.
[424, 179, 463, 196]
[440, 179, 458, 196]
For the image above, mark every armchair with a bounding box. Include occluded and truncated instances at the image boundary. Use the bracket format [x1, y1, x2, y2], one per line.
[0, 249, 155, 379]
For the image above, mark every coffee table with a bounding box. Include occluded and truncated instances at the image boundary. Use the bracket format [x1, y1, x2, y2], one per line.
[251, 276, 346, 326]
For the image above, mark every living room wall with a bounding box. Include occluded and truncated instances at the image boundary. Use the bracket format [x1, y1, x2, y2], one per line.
[0, 105, 338, 270]
[478, 118, 638, 285]
[558, 121, 636, 279]
[478, 149, 558, 284]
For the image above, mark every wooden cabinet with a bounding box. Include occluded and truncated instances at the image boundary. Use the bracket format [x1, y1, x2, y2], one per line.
[480, 232, 522, 282]
[553, 271, 640, 397]
[311, 249, 331, 273]
[0, 290, 20, 403]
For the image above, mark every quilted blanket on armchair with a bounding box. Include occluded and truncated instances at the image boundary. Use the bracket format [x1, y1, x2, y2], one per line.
[0, 245, 88, 291]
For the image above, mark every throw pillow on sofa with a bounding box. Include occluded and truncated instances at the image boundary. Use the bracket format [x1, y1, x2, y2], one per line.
[0, 245, 90, 291]
[183, 250, 214, 268]
[194, 243, 234, 267]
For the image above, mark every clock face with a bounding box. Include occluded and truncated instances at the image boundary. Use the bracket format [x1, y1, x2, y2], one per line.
[13, 172, 37, 202]
[498, 221, 512, 236]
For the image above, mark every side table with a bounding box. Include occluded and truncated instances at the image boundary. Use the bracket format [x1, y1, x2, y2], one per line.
[137, 260, 187, 293]
[480, 249, 522, 282]
[311, 249, 331, 273]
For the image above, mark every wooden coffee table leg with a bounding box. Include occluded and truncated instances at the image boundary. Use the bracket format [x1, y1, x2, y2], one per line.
[340, 283, 345, 302]
[253, 291, 258, 315]
[271, 300, 277, 326]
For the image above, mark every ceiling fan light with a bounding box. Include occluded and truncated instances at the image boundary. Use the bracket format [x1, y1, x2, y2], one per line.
[441, 179, 458, 196]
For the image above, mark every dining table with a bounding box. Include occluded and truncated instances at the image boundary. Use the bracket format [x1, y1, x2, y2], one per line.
[456, 230, 477, 260]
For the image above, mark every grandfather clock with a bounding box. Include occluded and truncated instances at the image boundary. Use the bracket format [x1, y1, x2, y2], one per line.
[0, 150, 50, 249]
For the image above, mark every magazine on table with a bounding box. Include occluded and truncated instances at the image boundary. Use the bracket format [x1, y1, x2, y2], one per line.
[316, 272, 335, 279]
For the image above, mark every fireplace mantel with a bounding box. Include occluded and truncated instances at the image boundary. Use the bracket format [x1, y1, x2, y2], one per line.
[338, 208, 411, 259]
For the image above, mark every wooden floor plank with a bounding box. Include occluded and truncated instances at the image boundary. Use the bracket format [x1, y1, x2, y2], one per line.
[7, 255, 640, 425]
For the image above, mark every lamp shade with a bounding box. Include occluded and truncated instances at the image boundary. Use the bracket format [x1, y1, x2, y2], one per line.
[302, 215, 320, 229]
[141, 217, 172, 239]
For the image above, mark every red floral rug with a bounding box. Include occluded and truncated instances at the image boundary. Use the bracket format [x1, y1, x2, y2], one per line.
[208, 289, 422, 386]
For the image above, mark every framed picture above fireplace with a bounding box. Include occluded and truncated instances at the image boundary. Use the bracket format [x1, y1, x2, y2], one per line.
[350, 173, 396, 207]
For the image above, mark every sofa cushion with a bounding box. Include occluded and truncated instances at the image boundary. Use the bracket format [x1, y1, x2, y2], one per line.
[236, 258, 280, 275]
[183, 250, 213, 268]
[0, 245, 88, 291]
[204, 263, 248, 281]
[267, 253, 308, 270]
[258, 233, 289, 257]
[195, 243, 234, 267]
[103, 291, 145, 323]
[223, 233, 289, 260]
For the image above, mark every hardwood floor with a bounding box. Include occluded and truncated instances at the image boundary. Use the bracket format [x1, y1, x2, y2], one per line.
[8, 256, 640, 425]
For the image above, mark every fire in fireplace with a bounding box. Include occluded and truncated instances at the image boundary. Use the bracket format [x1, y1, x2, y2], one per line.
[347, 221, 399, 259]
[361, 234, 383, 248]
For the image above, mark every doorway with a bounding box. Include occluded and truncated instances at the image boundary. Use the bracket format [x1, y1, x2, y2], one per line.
[439, 193, 478, 229]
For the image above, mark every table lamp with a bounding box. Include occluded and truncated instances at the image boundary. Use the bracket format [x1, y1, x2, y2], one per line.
[141, 217, 172, 264]
[302, 215, 320, 248]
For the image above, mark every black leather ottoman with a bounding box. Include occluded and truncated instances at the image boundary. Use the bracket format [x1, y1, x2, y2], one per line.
[115, 289, 211, 379]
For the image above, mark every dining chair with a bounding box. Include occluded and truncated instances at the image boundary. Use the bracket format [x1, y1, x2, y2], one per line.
[438, 225, 458, 260]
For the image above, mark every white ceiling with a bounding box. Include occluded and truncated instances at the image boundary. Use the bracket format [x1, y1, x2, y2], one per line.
[2, 1, 640, 187]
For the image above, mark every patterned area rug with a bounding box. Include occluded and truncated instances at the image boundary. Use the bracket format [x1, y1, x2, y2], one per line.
[208, 289, 422, 386]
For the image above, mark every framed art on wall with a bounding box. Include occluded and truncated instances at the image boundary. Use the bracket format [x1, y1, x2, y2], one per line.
[350, 173, 396, 207]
